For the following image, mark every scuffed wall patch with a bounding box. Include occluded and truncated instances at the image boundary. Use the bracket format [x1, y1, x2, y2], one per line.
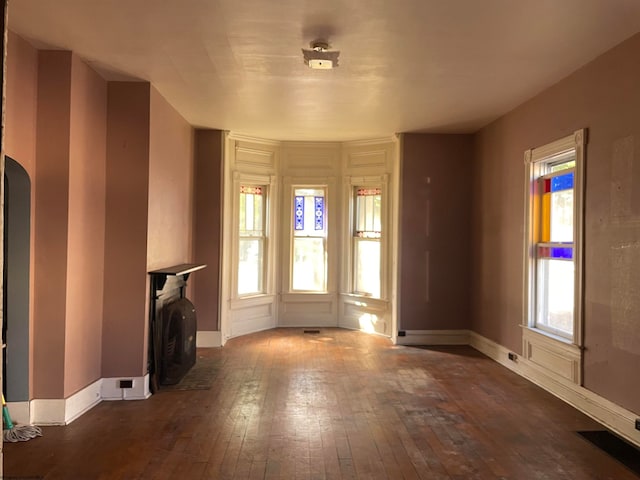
[610, 241, 640, 353]
[610, 136, 634, 218]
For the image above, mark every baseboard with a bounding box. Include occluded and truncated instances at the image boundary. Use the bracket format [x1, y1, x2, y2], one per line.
[5, 401, 30, 426]
[469, 331, 640, 449]
[395, 329, 471, 345]
[31, 399, 66, 426]
[65, 378, 102, 424]
[30, 374, 151, 425]
[101, 374, 151, 401]
[197, 330, 222, 347]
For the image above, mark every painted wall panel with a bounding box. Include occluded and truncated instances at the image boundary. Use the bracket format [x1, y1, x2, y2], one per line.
[102, 82, 150, 378]
[400, 134, 473, 331]
[64, 54, 107, 397]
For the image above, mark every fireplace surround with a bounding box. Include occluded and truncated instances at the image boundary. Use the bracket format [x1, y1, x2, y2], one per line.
[148, 263, 206, 391]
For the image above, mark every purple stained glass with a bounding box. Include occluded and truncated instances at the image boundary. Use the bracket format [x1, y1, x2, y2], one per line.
[315, 196, 324, 230]
[550, 247, 573, 259]
[295, 196, 304, 230]
[538, 245, 573, 260]
[551, 172, 574, 192]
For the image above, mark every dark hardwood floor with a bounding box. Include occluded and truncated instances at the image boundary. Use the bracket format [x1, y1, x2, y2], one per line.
[4, 328, 638, 479]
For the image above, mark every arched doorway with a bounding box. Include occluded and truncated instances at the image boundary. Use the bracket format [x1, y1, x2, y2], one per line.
[3, 156, 31, 402]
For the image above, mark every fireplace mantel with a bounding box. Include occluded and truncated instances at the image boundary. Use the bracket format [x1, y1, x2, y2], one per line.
[149, 263, 207, 293]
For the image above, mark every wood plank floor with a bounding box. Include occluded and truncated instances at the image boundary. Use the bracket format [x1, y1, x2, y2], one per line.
[4, 328, 639, 479]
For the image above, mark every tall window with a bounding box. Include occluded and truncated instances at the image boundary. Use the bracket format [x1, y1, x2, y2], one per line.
[238, 185, 266, 296]
[524, 130, 586, 346]
[291, 187, 327, 291]
[353, 187, 382, 297]
[534, 157, 575, 337]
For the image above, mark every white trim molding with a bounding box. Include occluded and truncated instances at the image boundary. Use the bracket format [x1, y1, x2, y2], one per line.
[101, 374, 151, 402]
[470, 331, 640, 449]
[29, 374, 151, 426]
[395, 329, 471, 346]
[197, 330, 222, 347]
[5, 401, 30, 426]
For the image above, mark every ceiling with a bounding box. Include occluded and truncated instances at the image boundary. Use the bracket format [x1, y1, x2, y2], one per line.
[8, 0, 640, 141]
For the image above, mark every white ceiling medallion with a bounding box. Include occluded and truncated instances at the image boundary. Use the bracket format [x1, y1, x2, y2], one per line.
[302, 40, 340, 69]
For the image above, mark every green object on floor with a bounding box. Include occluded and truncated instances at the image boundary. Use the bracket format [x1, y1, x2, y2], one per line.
[2, 393, 42, 442]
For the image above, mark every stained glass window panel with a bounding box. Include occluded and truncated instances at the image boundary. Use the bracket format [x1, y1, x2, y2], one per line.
[355, 187, 381, 238]
[294, 196, 304, 230]
[315, 196, 324, 230]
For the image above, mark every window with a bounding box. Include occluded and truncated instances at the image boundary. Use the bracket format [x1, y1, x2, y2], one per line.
[535, 159, 575, 337]
[524, 129, 586, 347]
[353, 187, 382, 297]
[238, 185, 266, 296]
[291, 187, 327, 291]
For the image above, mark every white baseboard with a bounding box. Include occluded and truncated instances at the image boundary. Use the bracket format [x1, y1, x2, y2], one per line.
[395, 329, 471, 345]
[31, 399, 66, 426]
[65, 378, 102, 424]
[101, 374, 150, 401]
[6, 401, 30, 426]
[197, 330, 222, 347]
[29, 374, 150, 425]
[469, 331, 640, 448]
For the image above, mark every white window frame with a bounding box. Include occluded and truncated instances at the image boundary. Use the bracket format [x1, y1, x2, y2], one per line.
[523, 129, 586, 384]
[343, 174, 389, 301]
[231, 172, 275, 300]
[289, 184, 329, 293]
[352, 185, 383, 298]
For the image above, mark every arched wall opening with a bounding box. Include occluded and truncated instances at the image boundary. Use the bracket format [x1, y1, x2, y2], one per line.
[3, 156, 31, 402]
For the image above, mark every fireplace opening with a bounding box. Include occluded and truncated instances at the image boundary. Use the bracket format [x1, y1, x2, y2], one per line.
[161, 297, 197, 385]
[149, 263, 206, 392]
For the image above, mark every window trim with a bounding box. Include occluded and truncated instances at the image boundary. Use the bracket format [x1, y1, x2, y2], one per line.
[289, 184, 329, 293]
[523, 129, 586, 381]
[231, 172, 276, 300]
[343, 175, 389, 300]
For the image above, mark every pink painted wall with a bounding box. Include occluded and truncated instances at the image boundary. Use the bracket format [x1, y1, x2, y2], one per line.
[193, 130, 223, 331]
[64, 55, 107, 396]
[102, 82, 150, 378]
[32, 51, 72, 398]
[472, 32, 640, 413]
[400, 134, 473, 331]
[147, 87, 194, 271]
[5, 31, 38, 395]
[6, 32, 37, 172]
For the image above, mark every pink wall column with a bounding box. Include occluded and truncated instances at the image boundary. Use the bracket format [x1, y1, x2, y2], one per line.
[102, 82, 150, 379]
[147, 87, 195, 271]
[193, 130, 223, 331]
[400, 134, 473, 331]
[5, 31, 38, 396]
[64, 55, 107, 397]
[32, 51, 72, 398]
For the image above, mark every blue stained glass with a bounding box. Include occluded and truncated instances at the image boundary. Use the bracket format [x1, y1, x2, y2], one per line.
[295, 196, 304, 230]
[314, 197, 324, 230]
[550, 247, 573, 259]
[551, 172, 574, 192]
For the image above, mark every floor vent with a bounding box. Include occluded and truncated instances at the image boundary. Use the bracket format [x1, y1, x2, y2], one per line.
[303, 329, 321, 334]
[577, 430, 640, 475]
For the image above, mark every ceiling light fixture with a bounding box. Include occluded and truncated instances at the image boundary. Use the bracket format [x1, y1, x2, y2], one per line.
[302, 40, 340, 69]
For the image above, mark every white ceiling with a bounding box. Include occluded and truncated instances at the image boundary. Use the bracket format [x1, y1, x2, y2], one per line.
[8, 0, 640, 141]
